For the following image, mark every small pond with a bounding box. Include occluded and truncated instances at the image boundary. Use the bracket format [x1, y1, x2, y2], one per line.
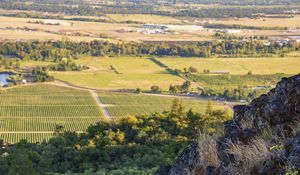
[0, 72, 12, 86]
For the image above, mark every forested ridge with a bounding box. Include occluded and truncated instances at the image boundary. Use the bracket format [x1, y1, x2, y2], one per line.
[0, 40, 299, 61]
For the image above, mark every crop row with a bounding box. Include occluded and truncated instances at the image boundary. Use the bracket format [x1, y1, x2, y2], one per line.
[0, 106, 103, 117]
[0, 133, 53, 143]
[99, 92, 215, 121]
[0, 84, 104, 143]
[0, 117, 102, 131]
[0, 95, 97, 106]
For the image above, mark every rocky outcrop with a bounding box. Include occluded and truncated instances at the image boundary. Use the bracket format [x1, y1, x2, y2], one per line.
[155, 142, 203, 175]
[156, 73, 300, 175]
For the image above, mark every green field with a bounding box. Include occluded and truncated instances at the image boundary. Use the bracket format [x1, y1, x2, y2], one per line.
[52, 56, 184, 90]
[98, 92, 229, 121]
[158, 57, 300, 75]
[0, 84, 104, 143]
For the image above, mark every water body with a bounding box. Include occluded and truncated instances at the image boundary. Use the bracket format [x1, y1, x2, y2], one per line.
[0, 73, 11, 86]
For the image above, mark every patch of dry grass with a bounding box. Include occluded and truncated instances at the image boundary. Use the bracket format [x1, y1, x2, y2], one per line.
[198, 133, 220, 169]
[226, 139, 270, 175]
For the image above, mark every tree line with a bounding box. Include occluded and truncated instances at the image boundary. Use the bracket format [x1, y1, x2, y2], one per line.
[181, 0, 300, 5]
[0, 1, 299, 18]
[0, 40, 299, 62]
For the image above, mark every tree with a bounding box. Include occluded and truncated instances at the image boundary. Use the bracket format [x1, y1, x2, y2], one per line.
[54, 125, 65, 136]
[150, 85, 161, 94]
[171, 99, 184, 116]
[205, 101, 213, 116]
[189, 66, 198, 73]
[135, 88, 142, 94]
[169, 85, 179, 94]
[181, 81, 191, 93]
[8, 145, 36, 175]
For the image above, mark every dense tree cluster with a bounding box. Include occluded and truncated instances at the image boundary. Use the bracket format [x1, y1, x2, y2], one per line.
[0, 2, 101, 16]
[0, 100, 230, 174]
[31, 67, 54, 82]
[169, 80, 192, 94]
[47, 59, 89, 71]
[0, 40, 299, 61]
[0, 56, 20, 69]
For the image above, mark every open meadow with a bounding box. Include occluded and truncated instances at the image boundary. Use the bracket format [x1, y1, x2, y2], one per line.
[51, 56, 184, 90]
[158, 57, 300, 75]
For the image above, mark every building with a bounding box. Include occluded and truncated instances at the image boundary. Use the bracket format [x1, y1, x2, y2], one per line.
[141, 24, 204, 33]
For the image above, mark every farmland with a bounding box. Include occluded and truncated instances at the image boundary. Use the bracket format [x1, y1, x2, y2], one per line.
[0, 15, 210, 42]
[0, 84, 104, 143]
[51, 56, 184, 90]
[217, 15, 300, 28]
[98, 92, 229, 121]
[158, 57, 300, 75]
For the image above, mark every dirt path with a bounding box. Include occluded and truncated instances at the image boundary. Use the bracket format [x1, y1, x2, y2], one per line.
[89, 90, 113, 122]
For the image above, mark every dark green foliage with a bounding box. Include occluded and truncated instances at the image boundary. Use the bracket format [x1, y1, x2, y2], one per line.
[169, 80, 192, 94]
[31, 67, 54, 82]
[8, 145, 35, 175]
[150, 85, 161, 94]
[0, 40, 299, 62]
[48, 59, 88, 72]
[135, 88, 142, 94]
